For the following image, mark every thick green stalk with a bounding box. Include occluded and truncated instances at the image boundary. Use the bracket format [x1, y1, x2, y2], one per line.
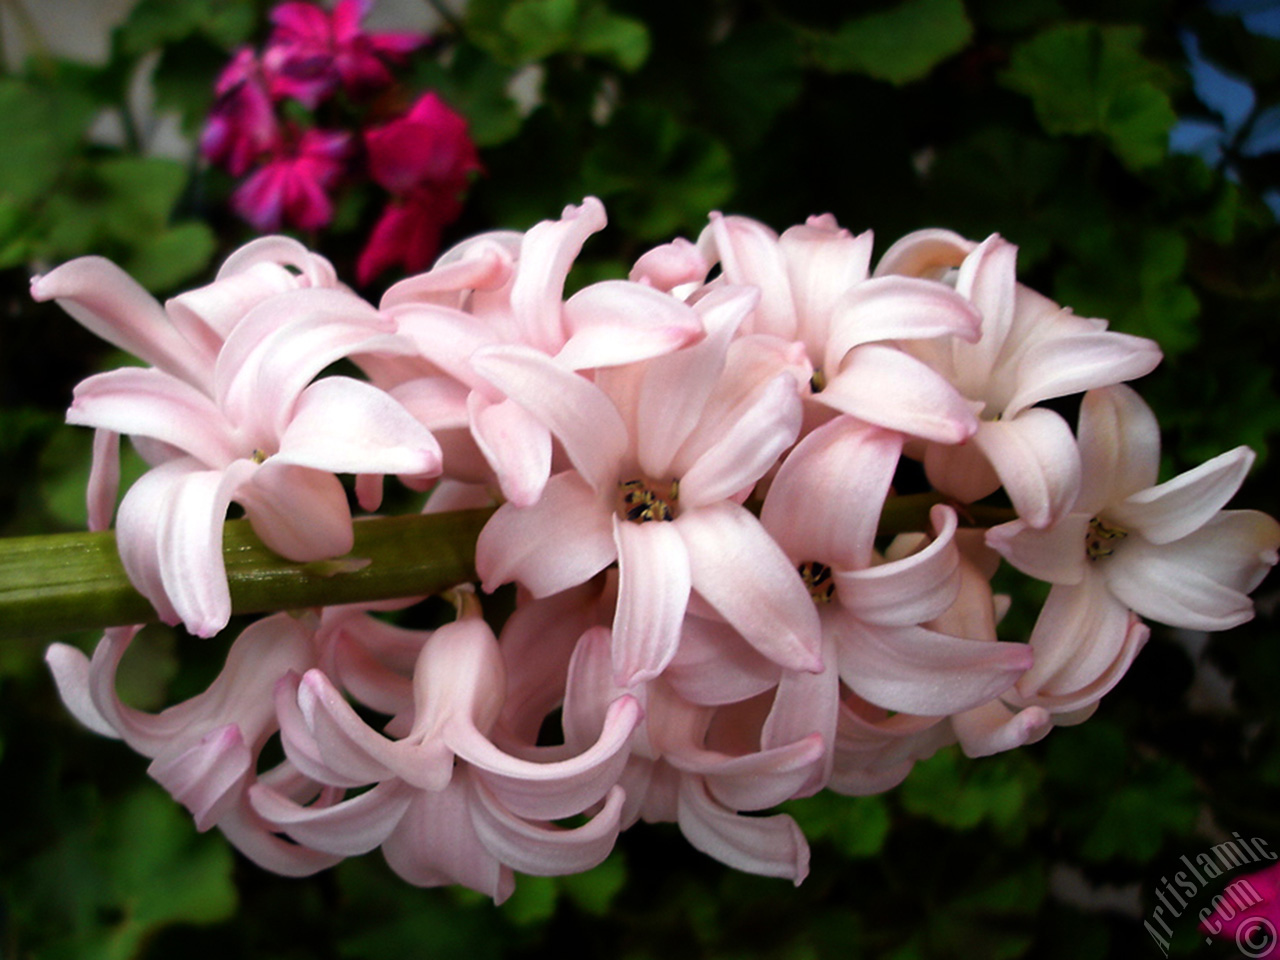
[0, 509, 493, 641]
[0, 495, 1014, 642]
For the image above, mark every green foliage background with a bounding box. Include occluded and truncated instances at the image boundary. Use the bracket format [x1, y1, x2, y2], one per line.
[2, 0, 1279, 957]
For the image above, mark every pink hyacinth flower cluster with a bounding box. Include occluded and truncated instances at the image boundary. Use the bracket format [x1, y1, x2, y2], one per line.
[39, 199, 1280, 900]
[202, 0, 480, 283]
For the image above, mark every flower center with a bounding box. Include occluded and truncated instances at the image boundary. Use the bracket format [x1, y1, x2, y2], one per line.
[617, 477, 679, 523]
[1085, 517, 1128, 560]
[809, 369, 827, 394]
[799, 561, 835, 603]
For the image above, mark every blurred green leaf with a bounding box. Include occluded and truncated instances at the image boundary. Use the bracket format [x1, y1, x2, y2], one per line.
[583, 105, 734, 239]
[705, 23, 805, 149]
[336, 859, 505, 960]
[479, 0, 649, 70]
[786, 792, 891, 859]
[0, 79, 94, 206]
[501, 874, 559, 925]
[1002, 23, 1177, 170]
[900, 746, 1041, 839]
[576, 3, 650, 72]
[32, 157, 215, 291]
[127, 222, 218, 291]
[1047, 723, 1200, 863]
[560, 853, 627, 915]
[1056, 224, 1200, 355]
[924, 862, 1046, 959]
[116, 0, 260, 57]
[16, 784, 236, 960]
[500, 0, 576, 62]
[807, 0, 973, 85]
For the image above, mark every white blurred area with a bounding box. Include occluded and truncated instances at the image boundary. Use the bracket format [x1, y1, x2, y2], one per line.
[1, 0, 138, 68]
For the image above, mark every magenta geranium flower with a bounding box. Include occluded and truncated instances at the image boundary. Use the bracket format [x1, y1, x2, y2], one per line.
[202, 48, 280, 177]
[232, 128, 351, 232]
[263, 0, 427, 107]
[357, 93, 482, 284]
[1201, 861, 1280, 950]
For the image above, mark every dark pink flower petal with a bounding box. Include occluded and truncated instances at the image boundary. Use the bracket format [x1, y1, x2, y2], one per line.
[202, 49, 279, 176]
[232, 129, 349, 232]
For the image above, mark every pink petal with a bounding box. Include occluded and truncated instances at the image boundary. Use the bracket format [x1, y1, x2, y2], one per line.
[451, 696, 641, 822]
[467, 393, 553, 507]
[470, 780, 626, 878]
[46, 639, 124, 738]
[249, 778, 415, 856]
[558, 280, 705, 369]
[149, 724, 251, 831]
[216, 786, 344, 877]
[699, 213, 797, 339]
[68, 368, 240, 467]
[117, 458, 258, 636]
[470, 345, 627, 491]
[779, 216, 873, 354]
[87, 429, 121, 531]
[835, 621, 1031, 715]
[1017, 575, 1140, 704]
[214, 288, 396, 433]
[762, 417, 902, 569]
[677, 502, 822, 673]
[634, 284, 757, 479]
[31, 256, 214, 386]
[952, 701, 1051, 758]
[475, 473, 615, 596]
[238, 461, 353, 561]
[695, 733, 827, 811]
[825, 276, 981, 371]
[1006, 330, 1162, 417]
[629, 237, 709, 290]
[509, 197, 608, 354]
[214, 234, 338, 288]
[294, 668, 454, 789]
[954, 234, 1018, 375]
[872, 227, 974, 280]
[922, 436, 1001, 506]
[276, 375, 443, 476]
[970, 408, 1082, 529]
[1107, 512, 1280, 631]
[762, 634, 840, 795]
[389, 302, 501, 390]
[501, 584, 607, 742]
[984, 514, 1090, 586]
[834, 505, 963, 625]
[676, 777, 809, 883]
[664, 615, 781, 707]
[383, 779, 514, 901]
[611, 515, 692, 685]
[380, 238, 514, 310]
[1109, 446, 1255, 545]
[678, 372, 802, 508]
[818, 344, 979, 444]
[1076, 385, 1160, 513]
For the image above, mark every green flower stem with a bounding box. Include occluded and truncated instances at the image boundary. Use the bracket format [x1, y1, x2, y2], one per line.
[0, 509, 494, 642]
[0, 495, 1014, 643]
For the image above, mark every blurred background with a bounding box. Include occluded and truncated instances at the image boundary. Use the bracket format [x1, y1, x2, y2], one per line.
[2, 0, 1279, 956]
